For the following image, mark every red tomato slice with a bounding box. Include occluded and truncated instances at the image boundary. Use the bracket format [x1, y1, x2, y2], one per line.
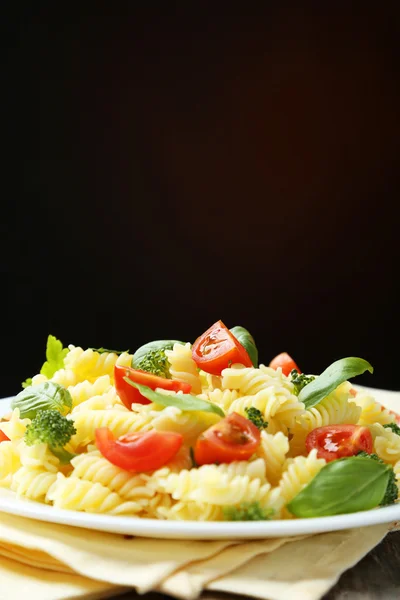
[95, 427, 183, 472]
[114, 365, 192, 410]
[194, 412, 261, 466]
[192, 320, 252, 376]
[0, 430, 9, 443]
[305, 424, 373, 462]
[269, 352, 301, 376]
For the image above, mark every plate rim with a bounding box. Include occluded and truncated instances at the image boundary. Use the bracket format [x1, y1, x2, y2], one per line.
[2, 390, 400, 540]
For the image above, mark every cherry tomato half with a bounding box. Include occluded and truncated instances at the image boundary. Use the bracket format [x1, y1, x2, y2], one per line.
[95, 427, 183, 472]
[194, 412, 261, 466]
[306, 424, 373, 462]
[0, 430, 9, 443]
[192, 320, 252, 376]
[114, 365, 192, 410]
[269, 352, 301, 377]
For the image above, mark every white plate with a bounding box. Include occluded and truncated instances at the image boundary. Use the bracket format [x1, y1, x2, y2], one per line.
[1, 387, 400, 540]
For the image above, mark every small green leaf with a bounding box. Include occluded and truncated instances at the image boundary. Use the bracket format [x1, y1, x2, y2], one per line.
[230, 326, 258, 367]
[287, 456, 390, 518]
[123, 378, 225, 417]
[12, 382, 73, 419]
[132, 340, 184, 369]
[22, 378, 32, 389]
[90, 347, 129, 355]
[40, 335, 69, 379]
[299, 357, 373, 409]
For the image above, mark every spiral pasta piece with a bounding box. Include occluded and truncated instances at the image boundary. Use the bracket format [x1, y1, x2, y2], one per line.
[18, 441, 60, 473]
[70, 409, 153, 448]
[156, 501, 223, 521]
[278, 449, 326, 517]
[289, 385, 362, 457]
[152, 459, 270, 505]
[149, 405, 220, 446]
[70, 450, 155, 500]
[71, 388, 128, 414]
[68, 375, 112, 408]
[165, 343, 202, 394]
[256, 431, 289, 486]
[369, 423, 400, 464]
[64, 346, 131, 384]
[0, 441, 21, 487]
[228, 387, 295, 434]
[355, 393, 395, 427]
[11, 467, 58, 501]
[222, 364, 294, 396]
[197, 388, 240, 412]
[46, 473, 142, 514]
[393, 459, 400, 495]
[199, 370, 223, 394]
[0, 409, 30, 442]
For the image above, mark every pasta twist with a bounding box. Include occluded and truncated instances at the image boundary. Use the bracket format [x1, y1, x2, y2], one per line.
[199, 371, 222, 394]
[0, 441, 21, 487]
[34, 369, 78, 388]
[152, 459, 270, 505]
[197, 388, 240, 412]
[393, 459, 400, 495]
[289, 384, 361, 457]
[369, 423, 400, 465]
[70, 409, 153, 448]
[354, 392, 395, 427]
[222, 364, 295, 396]
[278, 449, 326, 517]
[156, 501, 223, 521]
[11, 467, 58, 501]
[70, 450, 155, 500]
[18, 441, 60, 473]
[149, 405, 221, 446]
[47, 473, 144, 514]
[68, 375, 112, 408]
[228, 387, 300, 433]
[165, 343, 202, 394]
[71, 388, 128, 414]
[0, 409, 30, 442]
[256, 431, 289, 486]
[64, 347, 131, 384]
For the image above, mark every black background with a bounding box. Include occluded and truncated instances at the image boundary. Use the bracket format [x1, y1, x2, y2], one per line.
[3, 4, 400, 395]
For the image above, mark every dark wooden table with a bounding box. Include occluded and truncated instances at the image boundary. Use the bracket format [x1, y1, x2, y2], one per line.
[114, 531, 400, 600]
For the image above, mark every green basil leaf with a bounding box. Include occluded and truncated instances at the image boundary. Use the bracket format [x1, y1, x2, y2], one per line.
[123, 378, 225, 417]
[287, 456, 390, 518]
[230, 326, 258, 367]
[132, 340, 184, 369]
[11, 382, 73, 419]
[298, 357, 373, 409]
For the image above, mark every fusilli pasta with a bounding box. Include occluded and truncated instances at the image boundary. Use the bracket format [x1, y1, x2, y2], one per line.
[165, 343, 202, 394]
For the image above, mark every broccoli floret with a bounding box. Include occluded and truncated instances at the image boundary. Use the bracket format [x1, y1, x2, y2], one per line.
[245, 407, 268, 430]
[223, 502, 274, 521]
[290, 369, 316, 395]
[135, 349, 171, 378]
[25, 409, 77, 464]
[357, 451, 398, 506]
[384, 423, 400, 436]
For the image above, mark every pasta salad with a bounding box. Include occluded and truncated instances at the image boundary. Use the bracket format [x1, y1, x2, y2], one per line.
[1, 320, 399, 521]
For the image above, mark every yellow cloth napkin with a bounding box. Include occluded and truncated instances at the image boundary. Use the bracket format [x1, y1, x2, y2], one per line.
[0, 513, 390, 600]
